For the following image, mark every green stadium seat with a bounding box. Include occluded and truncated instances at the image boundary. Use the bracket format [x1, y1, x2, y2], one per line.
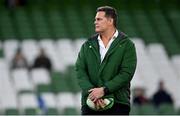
[4, 109, 19, 115]
[47, 10, 68, 38]
[131, 10, 159, 43]
[24, 108, 38, 115]
[65, 66, 81, 93]
[51, 71, 70, 93]
[0, 42, 3, 57]
[118, 10, 139, 37]
[177, 108, 180, 115]
[13, 8, 34, 39]
[30, 8, 51, 39]
[130, 105, 140, 115]
[81, 5, 95, 36]
[63, 108, 78, 115]
[0, 8, 16, 39]
[166, 10, 180, 41]
[158, 103, 176, 115]
[139, 104, 158, 115]
[65, 6, 85, 38]
[148, 9, 180, 55]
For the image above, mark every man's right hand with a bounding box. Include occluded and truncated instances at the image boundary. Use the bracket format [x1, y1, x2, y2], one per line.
[95, 98, 106, 110]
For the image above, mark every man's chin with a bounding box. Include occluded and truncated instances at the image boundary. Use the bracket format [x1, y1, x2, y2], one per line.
[95, 30, 101, 33]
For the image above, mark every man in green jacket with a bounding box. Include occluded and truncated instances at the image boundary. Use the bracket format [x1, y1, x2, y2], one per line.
[75, 6, 137, 115]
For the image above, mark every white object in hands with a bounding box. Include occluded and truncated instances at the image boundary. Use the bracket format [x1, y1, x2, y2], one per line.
[86, 98, 114, 111]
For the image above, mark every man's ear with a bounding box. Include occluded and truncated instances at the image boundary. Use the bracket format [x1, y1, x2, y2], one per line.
[107, 18, 113, 25]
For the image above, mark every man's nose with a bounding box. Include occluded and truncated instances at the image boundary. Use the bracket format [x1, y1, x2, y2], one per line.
[94, 20, 97, 25]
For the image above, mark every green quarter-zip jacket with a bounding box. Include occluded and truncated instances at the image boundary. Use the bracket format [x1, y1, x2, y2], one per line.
[75, 31, 137, 106]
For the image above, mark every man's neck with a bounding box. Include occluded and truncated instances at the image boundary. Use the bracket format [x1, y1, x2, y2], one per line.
[100, 28, 116, 41]
[99, 27, 116, 48]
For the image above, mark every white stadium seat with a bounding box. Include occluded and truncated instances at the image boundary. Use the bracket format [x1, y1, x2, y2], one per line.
[56, 92, 76, 113]
[12, 68, 34, 93]
[19, 93, 39, 114]
[56, 39, 76, 68]
[0, 67, 18, 114]
[3, 39, 19, 62]
[30, 68, 50, 87]
[41, 93, 57, 109]
[21, 40, 40, 65]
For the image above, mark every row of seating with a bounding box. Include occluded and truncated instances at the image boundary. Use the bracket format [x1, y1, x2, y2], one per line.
[130, 103, 179, 115]
[131, 38, 180, 109]
[1, 39, 86, 72]
[0, 63, 81, 115]
[0, 5, 180, 56]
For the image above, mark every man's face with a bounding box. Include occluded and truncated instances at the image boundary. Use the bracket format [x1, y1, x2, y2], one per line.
[94, 11, 112, 33]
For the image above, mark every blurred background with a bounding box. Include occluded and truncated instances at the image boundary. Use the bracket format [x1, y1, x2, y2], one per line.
[0, 0, 180, 115]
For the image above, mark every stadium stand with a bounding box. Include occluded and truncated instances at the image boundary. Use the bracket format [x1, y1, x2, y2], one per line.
[0, 0, 180, 115]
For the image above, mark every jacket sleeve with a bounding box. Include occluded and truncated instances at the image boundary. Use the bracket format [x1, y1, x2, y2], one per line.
[75, 43, 94, 91]
[104, 41, 137, 93]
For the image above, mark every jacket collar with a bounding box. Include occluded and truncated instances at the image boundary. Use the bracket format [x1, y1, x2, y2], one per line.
[88, 30, 127, 50]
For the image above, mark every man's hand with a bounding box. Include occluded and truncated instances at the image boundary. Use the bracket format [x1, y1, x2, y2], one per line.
[88, 87, 105, 102]
[95, 99, 106, 110]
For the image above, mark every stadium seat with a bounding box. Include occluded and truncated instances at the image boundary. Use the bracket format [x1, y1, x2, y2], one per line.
[56, 92, 77, 115]
[40, 92, 58, 115]
[139, 104, 158, 115]
[118, 10, 139, 37]
[74, 92, 81, 114]
[65, 6, 85, 38]
[177, 108, 180, 115]
[131, 69, 145, 90]
[73, 38, 86, 58]
[47, 10, 68, 38]
[171, 55, 180, 108]
[0, 41, 3, 57]
[1, 92, 18, 115]
[158, 103, 176, 115]
[39, 39, 55, 55]
[166, 10, 180, 43]
[131, 10, 159, 43]
[0, 68, 19, 115]
[56, 39, 76, 67]
[30, 8, 51, 38]
[171, 55, 180, 77]
[147, 43, 180, 102]
[51, 71, 70, 93]
[80, 5, 94, 36]
[21, 39, 40, 65]
[38, 39, 64, 71]
[13, 9, 34, 39]
[132, 38, 160, 98]
[0, 8, 16, 38]
[0, 58, 9, 70]
[3, 39, 19, 62]
[19, 93, 39, 115]
[12, 68, 34, 94]
[63, 107, 78, 115]
[31, 68, 51, 93]
[130, 104, 140, 115]
[64, 66, 81, 93]
[149, 9, 180, 55]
